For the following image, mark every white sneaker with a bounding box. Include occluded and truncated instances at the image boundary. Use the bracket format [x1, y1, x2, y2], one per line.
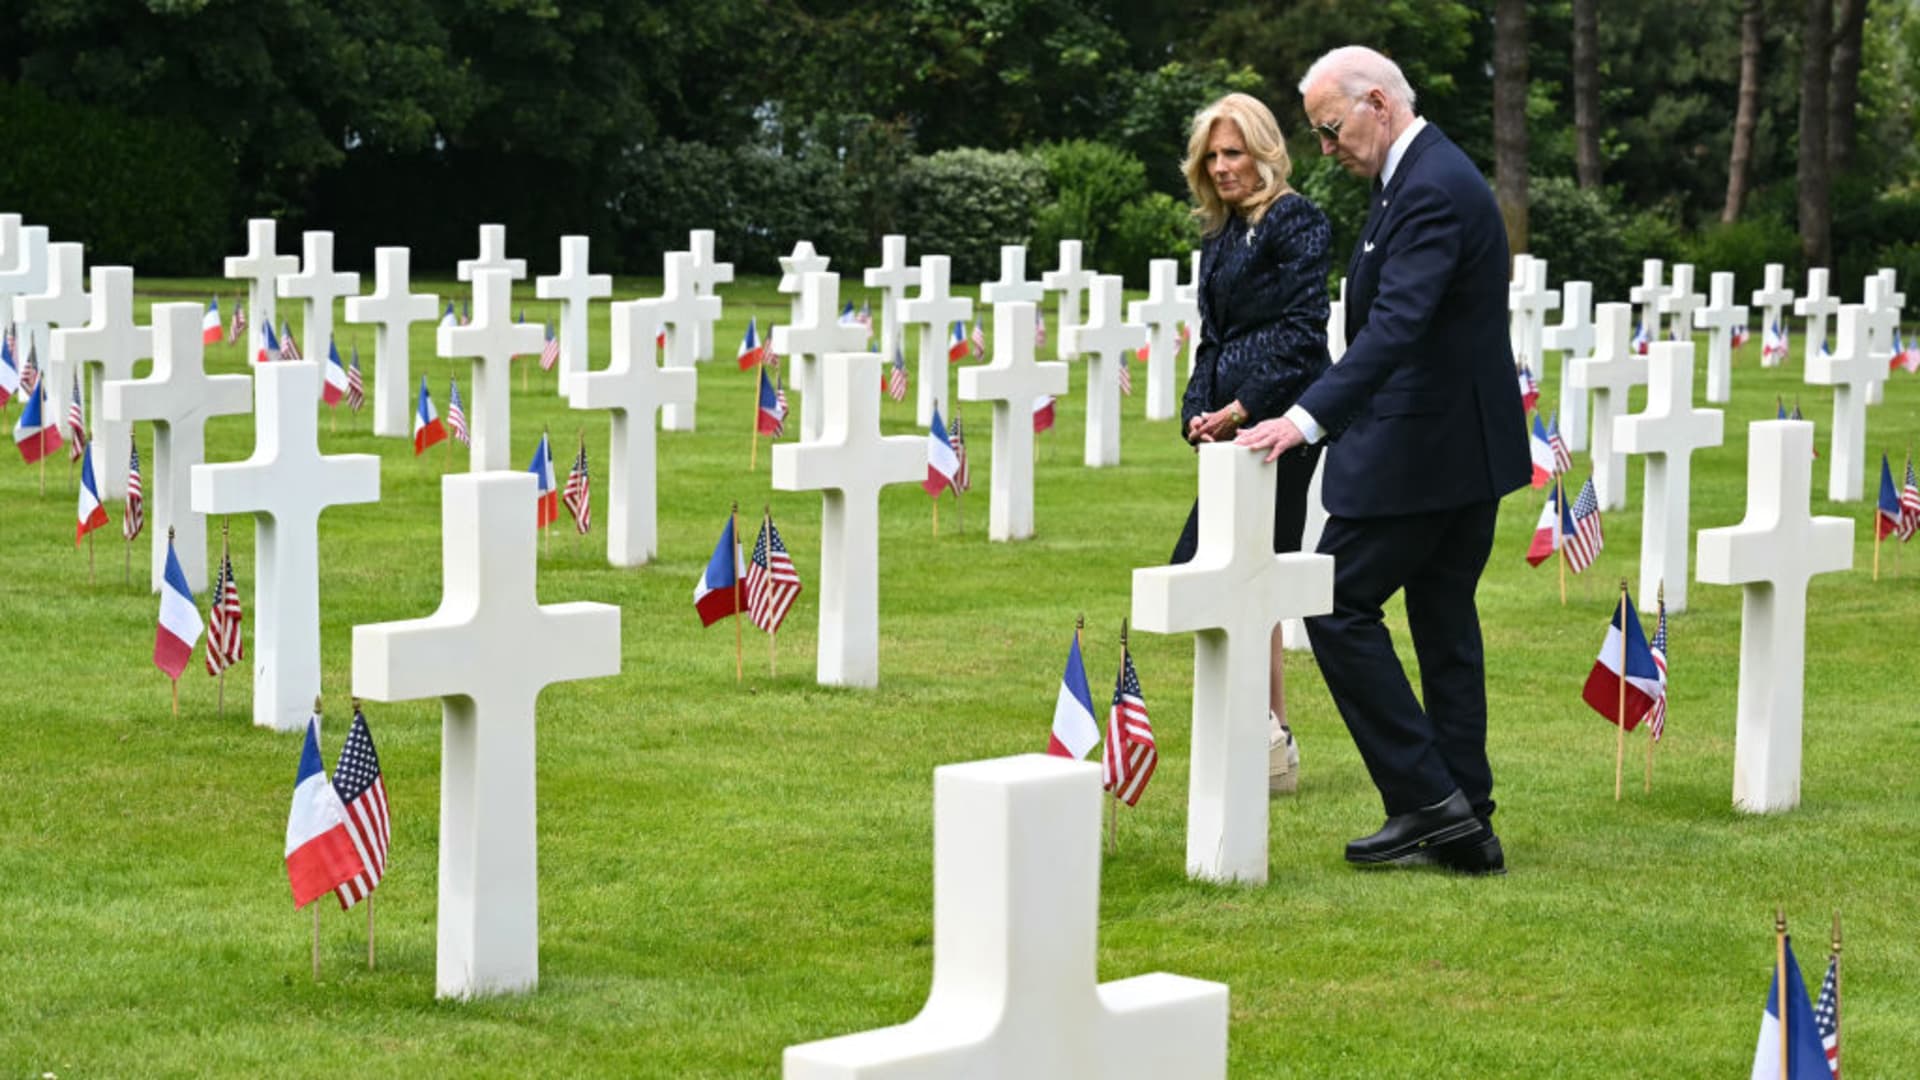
[1269, 710, 1299, 796]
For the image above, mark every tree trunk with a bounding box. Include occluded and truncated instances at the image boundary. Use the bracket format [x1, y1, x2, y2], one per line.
[1798, 0, 1832, 268]
[1829, 0, 1867, 175]
[1723, 0, 1764, 222]
[1493, 0, 1530, 254]
[1572, 0, 1602, 189]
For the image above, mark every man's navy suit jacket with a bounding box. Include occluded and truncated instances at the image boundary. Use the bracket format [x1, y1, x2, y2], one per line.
[1294, 123, 1530, 519]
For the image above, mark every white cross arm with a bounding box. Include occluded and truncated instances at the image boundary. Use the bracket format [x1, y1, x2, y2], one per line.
[1696, 421, 1852, 586]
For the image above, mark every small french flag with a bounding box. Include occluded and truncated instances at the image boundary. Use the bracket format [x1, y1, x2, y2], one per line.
[153, 533, 204, 679]
[413, 377, 447, 455]
[529, 432, 558, 528]
[76, 449, 109, 543]
[692, 513, 742, 626]
[948, 321, 970, 363]
[284, 717, 368, 909]
[202, 298, 223, 345]
[322, 338, 350, 406]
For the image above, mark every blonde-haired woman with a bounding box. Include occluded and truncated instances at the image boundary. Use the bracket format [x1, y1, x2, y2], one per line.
[1173, 91, 1332, 795]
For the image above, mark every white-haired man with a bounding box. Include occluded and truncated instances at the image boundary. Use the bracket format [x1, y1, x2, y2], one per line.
[1237, 46, 1529, 875]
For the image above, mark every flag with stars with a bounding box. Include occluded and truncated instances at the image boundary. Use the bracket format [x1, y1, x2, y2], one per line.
[279, 321, 301, 361]
[950, 412, 971, 493]
[227, 300, 247, 345]
[331, 704, 391, 911]
[1643, 592, 1668, 742]
[447, 378, 470, 446]
[123, 441, 145, 541]
[1561, 477, 1603, 573]
[1101, 646, 1157, 807]
[887, 341, 908, 402]
[563, 439, 592, 535]
[66, 372, 87, 461]
[745, 513, 803, 635]
[539, 321, 560, 371]
[205, 544, 245, 676]
[1814, 951, 1840, 1078]
[347, 344, 365, 412]
[1901, 454, 1920, 542]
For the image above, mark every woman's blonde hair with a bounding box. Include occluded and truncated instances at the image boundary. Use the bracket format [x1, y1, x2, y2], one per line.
[1181, 92, 1294, 236]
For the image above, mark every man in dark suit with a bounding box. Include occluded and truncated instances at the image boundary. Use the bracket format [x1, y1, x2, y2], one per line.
[1236, 46, 1529, 874]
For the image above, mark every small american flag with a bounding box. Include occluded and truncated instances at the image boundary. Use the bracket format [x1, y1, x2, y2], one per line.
[1034, 309, 1047, 348]
[540, 322, 560, 371]
[123, 442, 144, 541]
[1561, 478, 1603, 573]
[227, 301, 247, 345]
[461, 298, 471, 326]
[66, 373, 87, 461]
[887, 343, 908, 402]
[969, 319, 986, 357]
[1643, 594, 1668, 741]
[563, 440, 591, 535]
[204, 546, 244, 676]
[1118, 355, 1133, 396]
[745, 513, 803, 634]
[1814, 951, 1840, 1078]
[1548, 412, 1571, 474]
[279, 321, 301, 361]
[951, 413, 970, 492]
[1900, 454, 1920, 542]
[331, 705, 391, 911]
[21, 338, 39, 397]
[346, 344, 365, 412]
[448, 379, 470, 445]
[1101, 647, 1157, 807]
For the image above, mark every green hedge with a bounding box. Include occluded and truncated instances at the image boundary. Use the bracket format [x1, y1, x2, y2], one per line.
[0, 82, 235, 275]
[897, 148, 1047, 283]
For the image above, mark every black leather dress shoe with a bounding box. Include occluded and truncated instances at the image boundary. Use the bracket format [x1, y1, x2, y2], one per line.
[1345, 789, 1486, 865]
[1428, 830, 1506, 876]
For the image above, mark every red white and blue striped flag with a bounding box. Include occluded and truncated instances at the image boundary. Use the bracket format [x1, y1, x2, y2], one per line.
[539, 321, 560, 371]
[66, 372, 87, 460]
[285, 715, 366, 909]
[1814, 951, 1841, 1078]
[447, 378, 470, 446]
[205, 544, 244, 676]
[1560, 478, 1603, 573]
[346, 344, 365, 412]
[1101, 646, 1157, 806]
[745, 513, 802, 635]
[563, 439, 591, 535]
[123, 442, 144, 541]
[331, 704, 391, 911]
[1643, 592, 1668, 742]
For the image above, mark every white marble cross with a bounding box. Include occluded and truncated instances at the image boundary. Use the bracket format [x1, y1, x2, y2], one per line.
[1511, 257, 1569, 446]
[192, 359, 379, 731]
[1042, 240, 1095, 364]
[565, 299, 695, 567]
[16, 241, 91, 429]
[438, 269, 546, 470]
[1127, 258, 1186, 421]
[0, 219, 47, 352]
[1566, 300, 1642, 511]
[771, 271, 867, 444]
[1612, 340, 1722, 612]
[979, 244, 1045, 307]
[1696, 420, 1852, 813]
[1658, 263, 1703, 341]
[957, 302, 1069, 542]
[1065, 274, 1146, 468]
[1861, 274, 1899, 406]
[224, 219, 298, 361]
[653, 252, 721, 431]
[1132, 444, 1334, 884]
[55, 267, 151, 501]
[353, 470, 620, 998]
[102, 305, 250, 594]
[344, 247, 440, 440]
[534, 235, 612, 395]
[1543, 279, 1595, 365]
[278, 231, 360, 390]
[684, 228, 734, 363]
[1694, 271, 1750, 404]
[783, 755, 1228, 1079]
[1751, 263, 1796, 366]
[896, 255, 973, 427]
[777, 240, 830, 325]
[1794, 267, 1839, 365]
[1804, 305, 1876, 502]
[1629, 258, 1669, 342]
[1176, 251, 1203, 376]
[456, 223, 527, 283]
[863, 234, 921, 376]
[771, 351, 924, 688]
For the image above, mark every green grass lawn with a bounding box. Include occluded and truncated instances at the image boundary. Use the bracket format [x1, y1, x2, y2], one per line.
[3, 275, 1917, 1077]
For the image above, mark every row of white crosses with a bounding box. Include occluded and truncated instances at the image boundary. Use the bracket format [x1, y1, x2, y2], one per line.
[1510, 254, 1569, 443]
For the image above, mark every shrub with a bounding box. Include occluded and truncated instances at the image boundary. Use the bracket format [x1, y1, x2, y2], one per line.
[897, 148, 1047, 283]
[1029, 139, 1148, 269]
[1107, 193, 1200, 286]
[0, 82, 235, 274]
[1676, 214, 1802, 296]
[1526, 177, 1640, 300]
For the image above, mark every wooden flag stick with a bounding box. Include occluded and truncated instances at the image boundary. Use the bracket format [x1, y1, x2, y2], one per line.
[39, 428, 46, 494]
[171, 676, 179, 716]
[1646, 588, 1658, 795]
[368, 892, 376, 971]
[123, 530, 130, 587]
[312, 905, 321, 982]
[1614, 580, 1628, 801]
[732, 502, 743, 683]
[87, 528, 95, 585]
[1775, 908, 1789, 1074]
[1555, 479, 1568, 606]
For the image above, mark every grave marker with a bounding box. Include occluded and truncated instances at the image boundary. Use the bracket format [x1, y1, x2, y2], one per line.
[1063, 274, 1146, 467]
[438, 269, 545, 469]
[1613, 340, 1722, 612]
[1803, 305, 1876, 501]
[1041, 239, 1095, 364]
[54, 267, 151, 500]
[896, 255, 973, 427]
[344, 248, 440, 439]
[863, 234, 921, 378]
[278, 231, 360, 389]
[534, 236, 613, 394]
[1568, 301, 1644, 511]
[770, 271, 867, 444]
[956, 302, 1068, 542]
[1127, 259, 1186, 421]
[1694, 271, 1749, 404]
[224, 219, 298, 361]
